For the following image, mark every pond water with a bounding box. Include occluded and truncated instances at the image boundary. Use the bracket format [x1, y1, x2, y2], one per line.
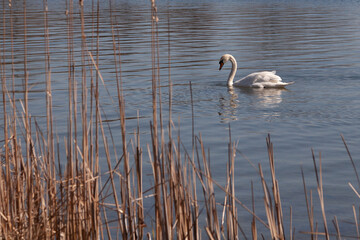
[2, 0, 360, 237]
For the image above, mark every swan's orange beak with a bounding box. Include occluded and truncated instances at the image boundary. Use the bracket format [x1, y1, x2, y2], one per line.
[219, 61, 224, 70]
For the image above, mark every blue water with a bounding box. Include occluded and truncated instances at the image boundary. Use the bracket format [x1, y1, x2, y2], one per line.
[2, 0, 360, 237]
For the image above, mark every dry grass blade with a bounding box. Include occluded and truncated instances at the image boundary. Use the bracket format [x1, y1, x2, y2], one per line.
[332, 216, 341, 240]
[353, 205, 359, 239]
[341, 134, 360, 190]
[311, 150, 329, 240]
[348, 182, 360, 198]
[258, 134, 285, 240]
[1, 0, 11, 236]
[200, 134, 221, 239]
[302, 167, 314, 240]
[289, 206, 292, 240]
[251, 181, 257, 240]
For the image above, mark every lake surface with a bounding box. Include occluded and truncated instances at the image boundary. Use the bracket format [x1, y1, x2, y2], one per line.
[2, 0, 360, 237]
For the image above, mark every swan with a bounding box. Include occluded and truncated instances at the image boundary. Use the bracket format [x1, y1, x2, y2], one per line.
[219, 54, 294, 88]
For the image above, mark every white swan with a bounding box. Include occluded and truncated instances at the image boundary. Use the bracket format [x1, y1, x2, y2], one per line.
[219, 54, 294, 88]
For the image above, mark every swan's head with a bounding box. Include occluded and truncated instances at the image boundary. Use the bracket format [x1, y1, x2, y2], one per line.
[219, 54, 232, 70]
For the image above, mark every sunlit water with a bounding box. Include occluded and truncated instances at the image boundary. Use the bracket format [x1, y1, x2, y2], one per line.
[2, 0, 360, 237]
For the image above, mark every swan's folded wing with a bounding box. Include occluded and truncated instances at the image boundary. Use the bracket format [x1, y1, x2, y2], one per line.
[253, 71, 282, 83]
[234, 71, 294, 88]
[260, 81, 295, 88]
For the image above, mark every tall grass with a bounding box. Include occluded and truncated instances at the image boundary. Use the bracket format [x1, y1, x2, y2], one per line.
[0, 0, 359, 239]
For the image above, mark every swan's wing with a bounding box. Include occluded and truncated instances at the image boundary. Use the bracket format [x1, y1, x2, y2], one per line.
[236, 71, 281, 85]
[234, 73, 259, 86]
[260, 81, 295, 88]
[256, 71, 282, 83]
[234, 71, 294, 88]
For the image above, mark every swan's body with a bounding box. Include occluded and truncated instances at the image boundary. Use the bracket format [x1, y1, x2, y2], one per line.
[219, 54, 294, 88]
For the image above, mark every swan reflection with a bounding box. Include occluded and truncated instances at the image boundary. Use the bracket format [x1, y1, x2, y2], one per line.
[243, 88, 284, 108]
[218, 87, 287, 122]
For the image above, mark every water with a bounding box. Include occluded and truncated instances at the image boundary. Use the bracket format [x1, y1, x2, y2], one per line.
[2, 0, 360, 237]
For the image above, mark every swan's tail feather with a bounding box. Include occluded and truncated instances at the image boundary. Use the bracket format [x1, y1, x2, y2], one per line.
[273, 81, 295, 88]
[284, 81, 295, 85]
[261, 81, 295, 88]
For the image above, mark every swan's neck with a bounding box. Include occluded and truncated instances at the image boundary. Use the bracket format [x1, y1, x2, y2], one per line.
[227, 56, 237, 87]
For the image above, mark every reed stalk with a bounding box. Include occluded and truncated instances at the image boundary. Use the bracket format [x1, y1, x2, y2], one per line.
[1, 0, 10, 236]
[302, 167, 315, 240]
[312, 150, 329, 240]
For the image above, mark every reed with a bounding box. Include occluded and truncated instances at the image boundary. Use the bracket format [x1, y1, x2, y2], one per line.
[1, 0, 360, 239]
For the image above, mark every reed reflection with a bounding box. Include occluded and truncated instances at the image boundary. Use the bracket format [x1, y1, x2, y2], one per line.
[218, 87, 239, 122]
